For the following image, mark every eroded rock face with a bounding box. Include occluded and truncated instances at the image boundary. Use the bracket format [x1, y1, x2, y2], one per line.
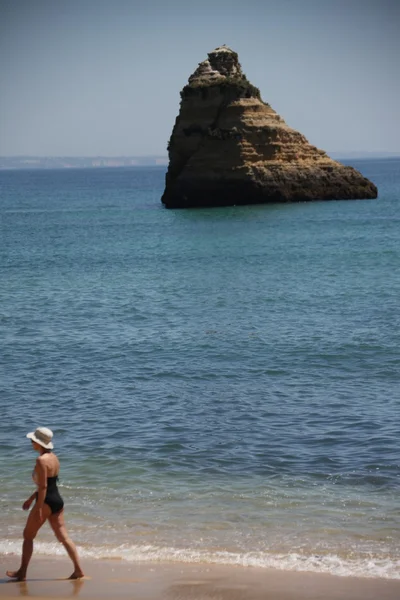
[161, 46, 377, 208]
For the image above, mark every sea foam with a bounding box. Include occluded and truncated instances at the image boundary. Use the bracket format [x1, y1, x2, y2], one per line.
[1, 540, 399, 580]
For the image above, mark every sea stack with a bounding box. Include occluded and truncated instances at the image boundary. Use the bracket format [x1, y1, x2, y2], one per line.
[161, 46, 377, 208]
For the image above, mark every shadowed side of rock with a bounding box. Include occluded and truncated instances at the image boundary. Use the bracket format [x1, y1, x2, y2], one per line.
[161, 46, 378, 209]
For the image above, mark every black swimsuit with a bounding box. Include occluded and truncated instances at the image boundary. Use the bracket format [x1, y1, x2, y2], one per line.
[44, 476, 64, 514]
[34, 473, 64, 514]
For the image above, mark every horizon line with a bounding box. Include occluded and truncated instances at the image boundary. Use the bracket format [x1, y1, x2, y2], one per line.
[1, 152, 400, 158]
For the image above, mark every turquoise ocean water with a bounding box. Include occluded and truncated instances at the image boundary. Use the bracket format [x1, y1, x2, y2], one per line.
[0, 159, 399, 578]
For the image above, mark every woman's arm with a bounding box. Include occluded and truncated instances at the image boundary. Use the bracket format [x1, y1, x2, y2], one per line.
[22, 491, 37, 510]
[35, 456, 47, 520]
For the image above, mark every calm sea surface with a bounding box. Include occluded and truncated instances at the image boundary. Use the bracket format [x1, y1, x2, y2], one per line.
[0, 159, 399, 578]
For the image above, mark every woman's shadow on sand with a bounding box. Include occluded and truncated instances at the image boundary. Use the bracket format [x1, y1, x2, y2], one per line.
[0, 577, 86, 596]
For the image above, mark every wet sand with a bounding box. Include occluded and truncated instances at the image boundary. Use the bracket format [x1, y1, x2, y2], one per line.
[1, 555, 399, 599]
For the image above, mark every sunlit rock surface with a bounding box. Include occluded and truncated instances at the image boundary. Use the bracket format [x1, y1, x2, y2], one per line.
[161, 46, 377, 208]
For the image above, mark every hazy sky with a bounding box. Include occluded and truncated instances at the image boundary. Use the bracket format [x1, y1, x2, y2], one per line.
[0, 0, 399, 156]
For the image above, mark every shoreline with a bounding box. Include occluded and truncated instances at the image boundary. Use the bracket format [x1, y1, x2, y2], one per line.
[1, 555, 400, 600]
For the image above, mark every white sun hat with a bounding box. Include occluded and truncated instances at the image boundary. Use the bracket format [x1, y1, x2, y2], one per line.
[27, 427, 54, 449]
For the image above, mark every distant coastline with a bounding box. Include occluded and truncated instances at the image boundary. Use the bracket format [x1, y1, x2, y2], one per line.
[0, 156, 168, 170]
[0, 153, 399, 170]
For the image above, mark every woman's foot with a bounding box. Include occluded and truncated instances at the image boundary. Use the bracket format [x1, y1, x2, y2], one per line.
[6, 570, 26, 581]
[68, 570, 84, 579]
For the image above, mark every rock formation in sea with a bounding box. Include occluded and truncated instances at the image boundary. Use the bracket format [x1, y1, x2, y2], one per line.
[161, 46, 378, 208]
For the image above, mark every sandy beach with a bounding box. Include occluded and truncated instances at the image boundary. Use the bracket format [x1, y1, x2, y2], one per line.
[1, 555, 399, 600]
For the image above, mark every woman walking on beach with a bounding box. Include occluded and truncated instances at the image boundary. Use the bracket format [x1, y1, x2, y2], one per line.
[6, 427, 84, 581]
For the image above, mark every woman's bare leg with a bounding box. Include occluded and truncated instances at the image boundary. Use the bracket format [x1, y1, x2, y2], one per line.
[6, 505, 50, 581]
[48, 510, 84, 578]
